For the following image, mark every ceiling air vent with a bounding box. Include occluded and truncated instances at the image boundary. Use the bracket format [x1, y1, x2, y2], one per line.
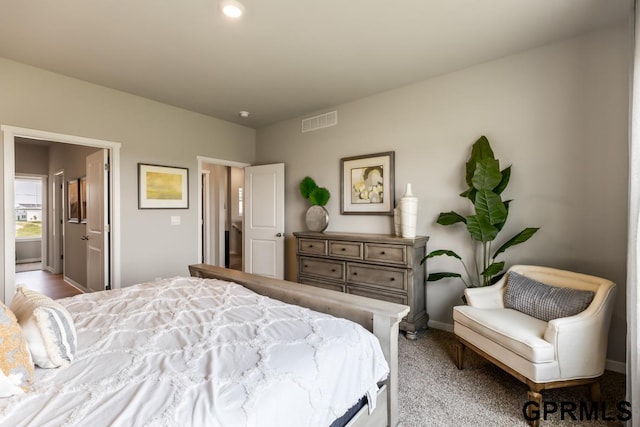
[301, 111, 338, 133]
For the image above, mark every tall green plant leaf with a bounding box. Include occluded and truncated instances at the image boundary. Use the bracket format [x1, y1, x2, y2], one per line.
[492, 227, 540, 259]
[494, 166, 511, 195]
[436, 211, 467, 225]
[465, 136, 495, 186]
[471, 158, 502, 190]
[422, 249, 462, 261]
[495, 200, 511, 231]
[474, 189, 507, 226]
[427, 272, 462, 282]
[466, 214, 499, 242]
[459, 187, 476, 203]
[481, 261, 505, 278]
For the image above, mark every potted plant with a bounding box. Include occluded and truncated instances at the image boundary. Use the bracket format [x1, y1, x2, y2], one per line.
[300, 176, 331, 232]
[422, 136, 539, 287]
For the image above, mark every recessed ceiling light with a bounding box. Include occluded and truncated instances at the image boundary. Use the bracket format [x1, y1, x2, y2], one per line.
[221, 0, 245, 19]
[238, 111, 250, 118]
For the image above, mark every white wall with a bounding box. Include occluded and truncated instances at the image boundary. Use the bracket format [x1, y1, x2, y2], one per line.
[0, 57, 256, 294]
[256, 25, 630, 364]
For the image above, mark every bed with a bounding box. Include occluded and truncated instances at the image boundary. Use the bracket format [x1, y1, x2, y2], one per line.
[0, 264, 409, 427]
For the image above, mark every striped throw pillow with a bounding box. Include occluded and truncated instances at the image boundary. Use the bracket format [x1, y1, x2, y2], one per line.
[10, 287, 77, 369]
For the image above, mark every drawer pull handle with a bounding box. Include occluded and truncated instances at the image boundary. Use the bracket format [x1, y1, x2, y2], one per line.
[380, 251, 386, 255]
[341, 247, 346, 251]
[309, 245, 313, 248]
[331, 269, 336, 272]
[353, 272, 358, 276]
[390, 277, 395, 281]
[304, 265, 308, 268]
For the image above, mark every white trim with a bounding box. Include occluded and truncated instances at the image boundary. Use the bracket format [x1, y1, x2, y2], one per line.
[202, 170, 211, 264]
[605, 359, 626, 374]
[2, 125, 122, 303]
[427, 320, 454, 333]
[63, 275, 88, 293]
[16, 258, 42, 264]
[196, 156, 250, 266]
[15, 237, 42, 243]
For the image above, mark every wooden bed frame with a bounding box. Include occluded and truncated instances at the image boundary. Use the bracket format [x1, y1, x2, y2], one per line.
[189, 264, 410, 427]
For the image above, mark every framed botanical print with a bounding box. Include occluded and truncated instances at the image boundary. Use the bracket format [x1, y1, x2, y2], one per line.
[340, 151, 395, 215]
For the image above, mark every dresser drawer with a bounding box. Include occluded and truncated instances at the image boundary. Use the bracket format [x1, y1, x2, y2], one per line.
[299, 257, 345, 281]
[364, 243, 407, 265]
[347, 285, 408, 305]
[299, 277, 346, 293]
[298, 239, 327, 256]
[346, 263, 407, 291]
[328, 240, 363, 260]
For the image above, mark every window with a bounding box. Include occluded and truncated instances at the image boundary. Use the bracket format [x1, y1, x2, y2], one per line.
[15, 177, 43, 238]
[238, 187, 243, 217]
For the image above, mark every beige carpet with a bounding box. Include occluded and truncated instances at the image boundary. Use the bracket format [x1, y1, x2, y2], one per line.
[397, 329, 625, 426]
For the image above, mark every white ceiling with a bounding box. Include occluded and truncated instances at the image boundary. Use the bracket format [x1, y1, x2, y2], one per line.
[0, 0, 632, 129]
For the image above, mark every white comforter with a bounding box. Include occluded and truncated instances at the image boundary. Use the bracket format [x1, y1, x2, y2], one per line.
[0, 277, 388, 427]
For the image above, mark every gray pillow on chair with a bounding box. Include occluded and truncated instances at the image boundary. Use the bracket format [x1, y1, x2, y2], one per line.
[504, 272, 595, 321]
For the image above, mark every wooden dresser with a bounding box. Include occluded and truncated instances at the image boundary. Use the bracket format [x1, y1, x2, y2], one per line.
[293, 231, 429, 339]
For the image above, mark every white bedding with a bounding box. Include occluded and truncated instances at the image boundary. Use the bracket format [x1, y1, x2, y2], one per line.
[0, 277, 389, 427]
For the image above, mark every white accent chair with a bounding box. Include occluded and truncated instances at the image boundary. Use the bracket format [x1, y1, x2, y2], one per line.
[453, 265, 616, 426]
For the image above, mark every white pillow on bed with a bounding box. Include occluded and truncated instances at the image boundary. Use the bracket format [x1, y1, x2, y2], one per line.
[10, 287, 77, 369]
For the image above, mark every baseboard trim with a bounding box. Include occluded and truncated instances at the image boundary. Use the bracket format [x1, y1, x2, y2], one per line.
[428, 320, 454, 333]
[427, 320, 626, 374]
[606, 359, 626, 374]
[16, 258, 41, 264]
[63, 276, 87, 293]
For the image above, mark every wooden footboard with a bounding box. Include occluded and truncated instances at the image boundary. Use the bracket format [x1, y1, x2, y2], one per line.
[188, 264, 409, 427]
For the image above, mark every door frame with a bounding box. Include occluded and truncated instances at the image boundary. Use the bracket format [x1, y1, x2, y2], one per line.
[201, 169, 211, 264]
[2, 125, 122, 303]
[196, 156, 250, 266]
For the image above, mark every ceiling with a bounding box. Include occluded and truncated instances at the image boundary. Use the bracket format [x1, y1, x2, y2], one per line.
[0, 0, 632, 129]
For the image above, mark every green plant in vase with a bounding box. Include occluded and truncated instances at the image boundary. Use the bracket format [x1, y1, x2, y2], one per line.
[300, 176, 331, 232]
[422, 136, 539, 287]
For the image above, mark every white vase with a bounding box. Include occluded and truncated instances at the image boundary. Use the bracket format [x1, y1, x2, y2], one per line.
[400, 183, 418, 238]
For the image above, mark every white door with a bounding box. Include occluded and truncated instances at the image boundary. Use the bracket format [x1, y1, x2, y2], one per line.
[244, 163, 285, 279]
[86, 149, 109, 292]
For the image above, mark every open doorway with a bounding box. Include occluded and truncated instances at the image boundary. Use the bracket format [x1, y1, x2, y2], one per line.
[197, 157, 249, 270]
[2, 125, 121, 304]
[200, 162, 245, 270]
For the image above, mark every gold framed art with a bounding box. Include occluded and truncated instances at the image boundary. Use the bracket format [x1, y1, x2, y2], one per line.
[138, 163, 189, 209]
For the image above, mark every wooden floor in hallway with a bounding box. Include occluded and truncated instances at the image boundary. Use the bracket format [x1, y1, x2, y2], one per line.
[15, 268, 83, 300]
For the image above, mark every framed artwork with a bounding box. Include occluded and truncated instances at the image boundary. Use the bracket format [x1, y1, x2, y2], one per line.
[80, 177, 87, 223]
[67, 179, 80, 223]
[340, 151, 395, 215]
[138, 163, 189, 209]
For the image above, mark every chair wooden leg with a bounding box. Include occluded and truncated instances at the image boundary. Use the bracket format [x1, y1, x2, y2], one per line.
[454, 340, 465, 369]
[590, 381, 601, 402]
[527, 390, 542, 427]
